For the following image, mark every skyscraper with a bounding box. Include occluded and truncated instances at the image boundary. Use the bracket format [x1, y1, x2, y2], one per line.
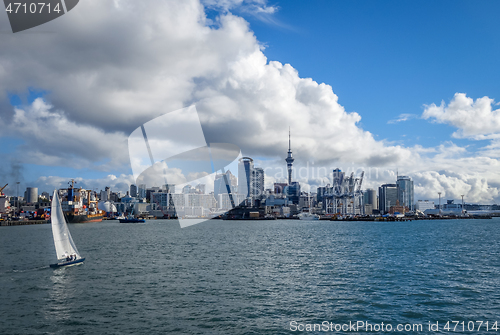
[214, 170, 237, 199]
[252, 167, 264, 198]
[363, 188, 378, 210]
[130, 184, 138, 197]
[285, 128, 294, 185]
[138, 184, 147, 199]
[238, 157, 254, 197]
[378, 184, 397, 214]
[397, 176, 414, 211]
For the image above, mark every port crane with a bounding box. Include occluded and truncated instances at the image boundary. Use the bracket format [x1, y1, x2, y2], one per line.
[0, 184, 7, 196]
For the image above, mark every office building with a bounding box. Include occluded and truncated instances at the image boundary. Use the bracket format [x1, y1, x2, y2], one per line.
[363, 189, 378, 210]
[214, 170, 237, 199]
[130, 184, 138, 198]
[138, 184, 147, 199]
[397, 176, 414, 211]
[238, 157, 254, 198]
[252, 167, 264, 198]
[378, 184, 397, 214]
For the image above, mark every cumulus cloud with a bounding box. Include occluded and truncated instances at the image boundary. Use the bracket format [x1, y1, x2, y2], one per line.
[4, 98, 128, 169]
[1, 0, 500, 203]
[35, 174, 134, 194]
[0, 0, 413, 171]
[422, 93, 500, 139]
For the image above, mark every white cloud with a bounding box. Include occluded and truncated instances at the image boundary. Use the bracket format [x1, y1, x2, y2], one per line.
[4, 98, 128, 170]
[1, 1, 500, 204]
[387, 113, 417, 124]
[422, 93, 500, 139]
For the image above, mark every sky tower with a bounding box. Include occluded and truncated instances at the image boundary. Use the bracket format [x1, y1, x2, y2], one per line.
[285, 128, 294, 185]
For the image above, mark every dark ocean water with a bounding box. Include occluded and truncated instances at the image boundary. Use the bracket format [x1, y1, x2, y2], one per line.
[1, 219, 499, 334]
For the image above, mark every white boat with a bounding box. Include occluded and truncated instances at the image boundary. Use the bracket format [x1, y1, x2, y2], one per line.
[297, 212, 320, 220]
[298, 191, 320, 220]
[50, 190, 85, 268]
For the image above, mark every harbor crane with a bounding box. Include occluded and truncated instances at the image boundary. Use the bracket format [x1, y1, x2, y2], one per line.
[0, 184, 7, 195]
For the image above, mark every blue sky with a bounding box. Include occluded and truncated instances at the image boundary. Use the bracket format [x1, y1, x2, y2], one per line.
[243, 0, 500, 148]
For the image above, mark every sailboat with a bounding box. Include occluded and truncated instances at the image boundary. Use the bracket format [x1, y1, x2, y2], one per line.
[49, 190, 85, 268]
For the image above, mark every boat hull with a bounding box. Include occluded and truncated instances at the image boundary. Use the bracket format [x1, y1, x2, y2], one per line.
[50, 257, 85, 268]
[119, 218, 146, 223]
[65, 214, 103, 223]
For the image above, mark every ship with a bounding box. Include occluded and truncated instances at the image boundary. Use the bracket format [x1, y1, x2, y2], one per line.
[59, 180, 105, 223]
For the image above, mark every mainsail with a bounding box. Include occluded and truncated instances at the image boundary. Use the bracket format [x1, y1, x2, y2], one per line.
[51, 190, 80, 260]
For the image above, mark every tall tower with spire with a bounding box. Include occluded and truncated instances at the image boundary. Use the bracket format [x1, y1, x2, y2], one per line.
[285, 128, 294, 185]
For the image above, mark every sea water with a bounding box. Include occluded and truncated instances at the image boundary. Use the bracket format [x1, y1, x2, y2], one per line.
[1, 219, 499, 334]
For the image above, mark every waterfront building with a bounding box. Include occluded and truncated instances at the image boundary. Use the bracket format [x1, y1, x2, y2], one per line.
[25, 187, 38, 204]
[397, 176, 414, 211]
[285, 129, 294, 185]
[378, 184, 398, 214]
[187, 193, 216, 208]
[130, 184, 138, 197]
[217, 193, 246, 210]
[416, 200, 435, 212]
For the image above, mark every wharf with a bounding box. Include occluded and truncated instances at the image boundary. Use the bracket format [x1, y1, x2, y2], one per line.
[0, 220, 49, 226]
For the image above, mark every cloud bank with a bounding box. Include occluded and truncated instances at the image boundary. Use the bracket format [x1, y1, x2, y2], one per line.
[0, 0, 499, 203]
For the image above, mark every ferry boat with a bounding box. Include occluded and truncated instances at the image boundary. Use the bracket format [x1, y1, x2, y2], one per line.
[59, 180, 105, 223]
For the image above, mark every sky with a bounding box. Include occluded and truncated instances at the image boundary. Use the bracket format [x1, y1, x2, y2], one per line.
[0, 0, 499, 204]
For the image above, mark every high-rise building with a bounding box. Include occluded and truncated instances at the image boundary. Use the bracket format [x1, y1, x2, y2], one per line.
[285, 129, 294, 185]
[138, 184, 147, 198]
[130, 184, 138, 197]
[252, 167, 264, 198]
[238, 157, 254, 197]
[397, 176, 414, 211]
[378, 184, 397, 214]
[285, 182, 300, 204]
[363, 189, 378, 210]
[214, 170, 237, 199]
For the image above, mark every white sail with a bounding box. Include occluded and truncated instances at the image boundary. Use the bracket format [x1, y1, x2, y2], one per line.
[51, 190, 80, 260]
